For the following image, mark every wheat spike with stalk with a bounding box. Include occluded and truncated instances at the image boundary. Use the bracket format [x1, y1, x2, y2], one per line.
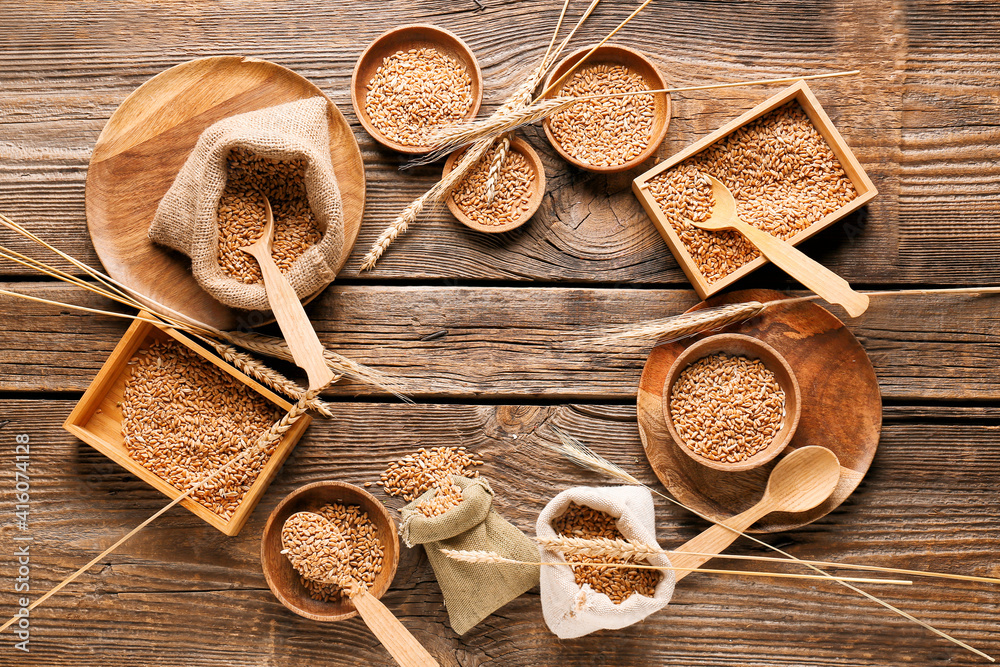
[538, 535, 1000, 585]
[440, 550, 910, 585]
[412, 70, 860, 168]
[0, 212, 409, 401]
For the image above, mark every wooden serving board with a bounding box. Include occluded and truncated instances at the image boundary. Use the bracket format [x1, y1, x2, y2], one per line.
[85, 56, 365, 331]
[637, 288, 882, 533]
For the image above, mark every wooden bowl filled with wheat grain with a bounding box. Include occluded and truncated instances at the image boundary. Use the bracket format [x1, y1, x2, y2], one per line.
[261, 480, 399, 622]
[441, 135, 546, 233]
[662, 333, 801, 473]
[352, 24, 483, 154]
[542, 45, 670, 174]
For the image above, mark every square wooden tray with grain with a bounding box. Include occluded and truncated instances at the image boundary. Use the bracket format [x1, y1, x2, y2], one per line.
[632, 80, 877, 299]
[64, 314, 311, 536]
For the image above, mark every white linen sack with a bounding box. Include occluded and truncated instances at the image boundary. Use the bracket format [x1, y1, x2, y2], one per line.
[536, 485, 675, 639]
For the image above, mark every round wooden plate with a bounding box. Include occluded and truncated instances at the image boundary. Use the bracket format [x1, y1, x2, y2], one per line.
[85, 56, 365, 331]
[637, 289, 882, 533]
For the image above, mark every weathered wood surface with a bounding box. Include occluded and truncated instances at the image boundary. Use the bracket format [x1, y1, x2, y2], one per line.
[4, 283, 1000, 401]
[0, 0, 997, 285]
[1, 0, 999, 666]
[0, 401, 997, 667]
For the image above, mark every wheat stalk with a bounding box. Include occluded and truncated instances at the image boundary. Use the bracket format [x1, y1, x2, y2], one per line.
[0, 391, 317, 634]
[571, 285, 1000, 348]
[440, 550, 910, 585]
[202, 338, 337, 418]
[541, 427, 994, 662]
[414, 70, 860, 166]
[570, 301, 768, 348]
[539, 536, 1000, 585]
[0, 212, 408, 399]
[360, 137, 495, 271]
[220, 330, 411, 402]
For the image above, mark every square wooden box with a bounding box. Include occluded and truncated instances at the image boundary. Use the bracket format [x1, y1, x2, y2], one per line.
[64, 314, 311, 536]
[632, 80, 878, 299]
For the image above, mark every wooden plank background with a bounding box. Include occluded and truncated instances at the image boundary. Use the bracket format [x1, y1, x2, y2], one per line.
[1, 0, 998, 665]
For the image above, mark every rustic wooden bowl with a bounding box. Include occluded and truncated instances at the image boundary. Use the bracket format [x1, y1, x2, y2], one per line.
[662, 333, 801, 473]
[261, 480, 400, 622]
[441, 136, 546, 233]
[542, 45, 670, 173]
[352, 24, 483, 154]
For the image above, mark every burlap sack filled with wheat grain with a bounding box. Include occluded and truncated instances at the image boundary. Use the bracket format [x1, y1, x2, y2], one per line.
[399, 476, 539, 635]
[149, 96, 344, 311]
[536, 485, 675, 639]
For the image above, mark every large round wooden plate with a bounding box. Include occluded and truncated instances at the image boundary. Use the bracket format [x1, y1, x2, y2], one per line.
[637, 289, 881, 533]
[85, 56, 365, 331]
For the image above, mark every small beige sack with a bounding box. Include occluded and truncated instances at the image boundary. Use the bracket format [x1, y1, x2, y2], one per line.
[537, 485, 675, 639]
[400, 476, 540, 635]
[149, 97, 345, 312]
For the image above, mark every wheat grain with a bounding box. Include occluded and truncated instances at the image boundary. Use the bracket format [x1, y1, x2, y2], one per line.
[669, 352, 786, 463]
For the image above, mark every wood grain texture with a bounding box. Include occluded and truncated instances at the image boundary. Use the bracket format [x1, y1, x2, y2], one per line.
[2, 1, 999, 666]
[4, 283, 1000, 401]
[0, 400, 997, 667]
[0, 0, 995, 287]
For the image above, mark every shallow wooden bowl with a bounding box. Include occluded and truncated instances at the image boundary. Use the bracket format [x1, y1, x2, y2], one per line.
[86, 56, 365, 331]
[542, 45, 670, 173]
[441, 136, 546, 233]
[662, 333, 801, 473]
[352, 24, 483, 154]
[261, 480, 400, 622]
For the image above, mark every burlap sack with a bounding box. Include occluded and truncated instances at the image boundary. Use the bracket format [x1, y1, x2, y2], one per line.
[536, 485, 675, 639]
[149, 96, 344, 311]
[400, 476, 539, 635]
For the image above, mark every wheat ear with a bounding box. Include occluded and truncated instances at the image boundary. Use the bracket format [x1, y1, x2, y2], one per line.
[205, 339, 337, 418]
[220, 330, 412, 402]
[484, 134, 510, 205]
[0, 392, 316, 633]
[569, 301, 768, 348]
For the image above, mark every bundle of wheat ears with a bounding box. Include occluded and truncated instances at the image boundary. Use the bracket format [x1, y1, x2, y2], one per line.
[360, 0, 859, 269]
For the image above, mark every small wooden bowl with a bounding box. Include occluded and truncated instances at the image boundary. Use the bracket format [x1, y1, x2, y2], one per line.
[662, 333, 801, 473]
[352, 24, 483, 154]
[542, 45, 670, 173]
[261, 481, 400, 622]
[442, 136, 546, 233]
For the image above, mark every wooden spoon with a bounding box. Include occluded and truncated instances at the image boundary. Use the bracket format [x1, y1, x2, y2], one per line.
[669, 446, 841, 581]
[688, 175, 869, 318]
[281, 512, 439, 667]
[240, 196, 334, 391]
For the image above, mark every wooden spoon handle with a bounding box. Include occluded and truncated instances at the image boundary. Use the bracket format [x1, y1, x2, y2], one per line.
[668, 502, 772, 582]
[731, 220, 870, 318]
[244, 247, 334, 391]
[352, 589, 440, 667]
